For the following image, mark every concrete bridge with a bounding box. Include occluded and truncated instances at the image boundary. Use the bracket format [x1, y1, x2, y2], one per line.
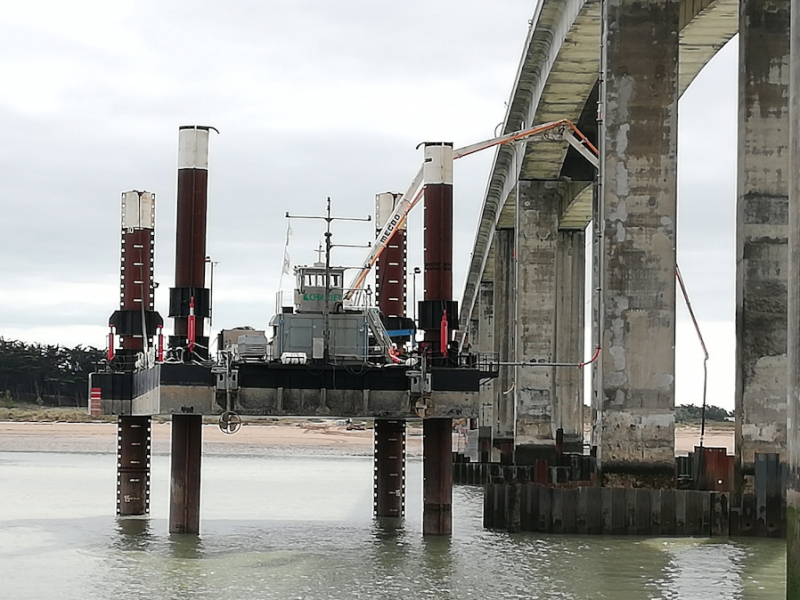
[459, 0, 787, 488]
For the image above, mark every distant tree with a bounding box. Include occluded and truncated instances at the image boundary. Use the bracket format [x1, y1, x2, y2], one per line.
[0, 338, 103, 407]
[675, 403, 732, 423]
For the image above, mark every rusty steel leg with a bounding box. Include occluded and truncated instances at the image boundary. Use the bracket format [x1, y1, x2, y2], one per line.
[423, 418, 453, 535]
[374, 419, 406, 518]
[117, 416, 151, 516]
[169, 414, 202, 534]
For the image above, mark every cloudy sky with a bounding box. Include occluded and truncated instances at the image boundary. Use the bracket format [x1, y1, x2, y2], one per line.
[0, 1, 737, 408]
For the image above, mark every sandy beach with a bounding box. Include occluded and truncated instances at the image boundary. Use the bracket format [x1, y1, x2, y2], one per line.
[0, 420, 732, 458]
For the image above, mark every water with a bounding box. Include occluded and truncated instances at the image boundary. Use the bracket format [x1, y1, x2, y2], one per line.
[0, 450, 786, 600]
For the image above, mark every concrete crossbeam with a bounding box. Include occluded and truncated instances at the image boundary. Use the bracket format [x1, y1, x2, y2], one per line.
[595, 0, 679, 486]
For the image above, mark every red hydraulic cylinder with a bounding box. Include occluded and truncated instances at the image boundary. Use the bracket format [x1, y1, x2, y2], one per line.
[169, 414, 203, 534]
[117, 416, 151, 516]
[373, 419, 406, 518]
[423, 418, 453, 535]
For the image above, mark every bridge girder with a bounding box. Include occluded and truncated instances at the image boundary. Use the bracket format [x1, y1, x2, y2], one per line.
[460, 0, 737, 331]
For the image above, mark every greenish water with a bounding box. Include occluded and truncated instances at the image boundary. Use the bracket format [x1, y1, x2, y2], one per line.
[0, 451, 786, 599]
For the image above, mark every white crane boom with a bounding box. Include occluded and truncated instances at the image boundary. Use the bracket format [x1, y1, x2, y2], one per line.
[344, 167, 424, 299]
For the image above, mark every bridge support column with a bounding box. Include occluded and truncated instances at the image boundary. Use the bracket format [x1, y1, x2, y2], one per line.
[423, 417, 452, 535]
[117, 416, 151, 516]
[169, 414, 202, 534]
[555, 228, 585, 451]
[374, 419, 406, 518]
[514, 180, 560, 462]
[596, 0, 678, 486]
[735, 0, 790, 491]
[493, 228, 515, 462]
[787, 0, 800, 593]
[514, 180, 586, 463]
[477, 281, 494, 462]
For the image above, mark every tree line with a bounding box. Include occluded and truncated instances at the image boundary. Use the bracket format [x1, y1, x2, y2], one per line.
[675, 403, 732, 423]
[0, 338, 104, 407]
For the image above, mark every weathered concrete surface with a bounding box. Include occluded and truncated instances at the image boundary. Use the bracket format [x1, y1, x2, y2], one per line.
[595, 0, 679, 485]
[514, 181, 561, 460]
[786, 0, 800, 593]
[477, 281, 495, 449]
[735, 0, 790, 480]
[514, 180, 586, 459]
[555, 228, 585, 450]
[160, 385, 215, 415]
[493, 228, 516, 457]
[234, 388, 480, 419]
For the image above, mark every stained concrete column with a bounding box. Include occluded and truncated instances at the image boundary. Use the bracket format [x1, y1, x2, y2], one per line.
[555, 228, 585, 451]
[493, 228, 515, 461]
[514, 180, 586, 461]
[786, 0, 800, 592]
[477, 281, 495, 460]
[514, 180, 560, 462]
[735, 0, 790, 487]
[597, 0, 679, 486]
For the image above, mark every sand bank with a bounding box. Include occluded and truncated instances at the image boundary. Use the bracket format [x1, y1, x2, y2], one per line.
[0, 420, 732, 458]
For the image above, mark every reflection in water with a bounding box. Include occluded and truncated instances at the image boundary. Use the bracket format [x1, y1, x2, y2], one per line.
[0, 451, 788, 600]
[168, 531, 206, 560]
[114, 517, 153, 552]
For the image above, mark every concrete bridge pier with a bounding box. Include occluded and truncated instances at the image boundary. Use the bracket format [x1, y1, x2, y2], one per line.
[595, 0, 679, 486]
[787, 0, 800, 592]
[423, 417, 453, 535]
[477, 281, 494, 461]
[514, 180, 585, 464]
[493, 228, 516, 462]
[735, 0, 790, 493]
[373, 419, 406, 518]
[169, 414, 202, 534]
[117, 416, 151, 516]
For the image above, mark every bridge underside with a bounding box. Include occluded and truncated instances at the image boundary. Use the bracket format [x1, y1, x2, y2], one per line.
[463, 0, 736, 296]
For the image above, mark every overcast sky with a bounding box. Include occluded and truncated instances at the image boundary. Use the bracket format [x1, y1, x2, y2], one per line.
[0, 1, 738, 408]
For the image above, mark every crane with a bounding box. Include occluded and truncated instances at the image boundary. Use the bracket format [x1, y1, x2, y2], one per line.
[343, 119, 598, 300]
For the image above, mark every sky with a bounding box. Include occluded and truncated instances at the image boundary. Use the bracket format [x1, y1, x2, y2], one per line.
[0, 1, 738, 409]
